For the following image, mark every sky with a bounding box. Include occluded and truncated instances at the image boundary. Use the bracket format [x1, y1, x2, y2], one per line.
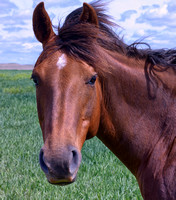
[0, 0, 176, 65]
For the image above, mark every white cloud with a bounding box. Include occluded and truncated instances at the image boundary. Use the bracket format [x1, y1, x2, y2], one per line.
[148, 4, 168, 17]
[1, 22, 33, 40]
[22, 42, 41, 50]
[9, 0, 32, 10]
[106, 0, 176, 49]
[136, 29, 145, 36]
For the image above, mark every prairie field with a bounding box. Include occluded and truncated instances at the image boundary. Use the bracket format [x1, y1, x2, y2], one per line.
[0, 70, 142, 199]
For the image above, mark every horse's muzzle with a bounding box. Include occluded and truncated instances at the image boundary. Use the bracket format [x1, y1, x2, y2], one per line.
[39, 146, 81, 185]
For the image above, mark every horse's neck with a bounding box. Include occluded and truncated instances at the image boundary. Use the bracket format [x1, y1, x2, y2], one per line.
[97, 52, 176, 176]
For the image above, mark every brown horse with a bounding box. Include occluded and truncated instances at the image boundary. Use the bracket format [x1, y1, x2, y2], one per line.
[32, 2, 176, 199]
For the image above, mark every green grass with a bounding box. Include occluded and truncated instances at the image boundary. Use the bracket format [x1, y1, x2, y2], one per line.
[0, 70, 142, 200]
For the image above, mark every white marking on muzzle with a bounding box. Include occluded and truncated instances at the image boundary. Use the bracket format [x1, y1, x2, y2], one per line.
[57, 54, 67, 69]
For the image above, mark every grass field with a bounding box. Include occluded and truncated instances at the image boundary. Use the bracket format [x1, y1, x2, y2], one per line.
[0, 70, 142, 200]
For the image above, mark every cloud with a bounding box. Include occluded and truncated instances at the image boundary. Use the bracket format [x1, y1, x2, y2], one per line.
[9, 0, 33, 10]
[137, 4, 168, 26]
[130, 1, 176, 48]
[22, 42, 41, 51]
[106, 0, 176, 49]
[136, 2, 176, 28]
[120, 10, 137, 22]
[0, 0, 17, 15]
[33, 0, 80, 8]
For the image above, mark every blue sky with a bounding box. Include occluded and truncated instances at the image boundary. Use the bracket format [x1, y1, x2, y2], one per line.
[0, 0, 176, 64]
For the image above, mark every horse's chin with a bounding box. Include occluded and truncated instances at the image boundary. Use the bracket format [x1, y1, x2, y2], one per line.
[49, 181, 74, 186]
[47, 176, 77, 186]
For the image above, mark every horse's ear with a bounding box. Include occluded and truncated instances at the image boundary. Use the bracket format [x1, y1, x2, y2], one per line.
[80, 3, 99, 26]
[33, 2, 55, 47]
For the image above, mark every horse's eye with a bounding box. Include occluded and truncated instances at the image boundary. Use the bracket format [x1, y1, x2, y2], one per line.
[31, 75, 39, 86]
[86, 75, 97, 85]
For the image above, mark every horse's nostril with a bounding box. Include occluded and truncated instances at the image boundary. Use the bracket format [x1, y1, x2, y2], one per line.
[69, 149, 80, 174]
[72, 150, 78, 164]
[39, 149, 49, 174]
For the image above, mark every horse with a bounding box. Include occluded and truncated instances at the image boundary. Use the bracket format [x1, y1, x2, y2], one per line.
[32, 1, 176, 199]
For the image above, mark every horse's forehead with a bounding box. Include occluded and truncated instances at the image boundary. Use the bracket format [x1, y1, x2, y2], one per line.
[54, 52, 95, 76]
[56, 53, 67, 69]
